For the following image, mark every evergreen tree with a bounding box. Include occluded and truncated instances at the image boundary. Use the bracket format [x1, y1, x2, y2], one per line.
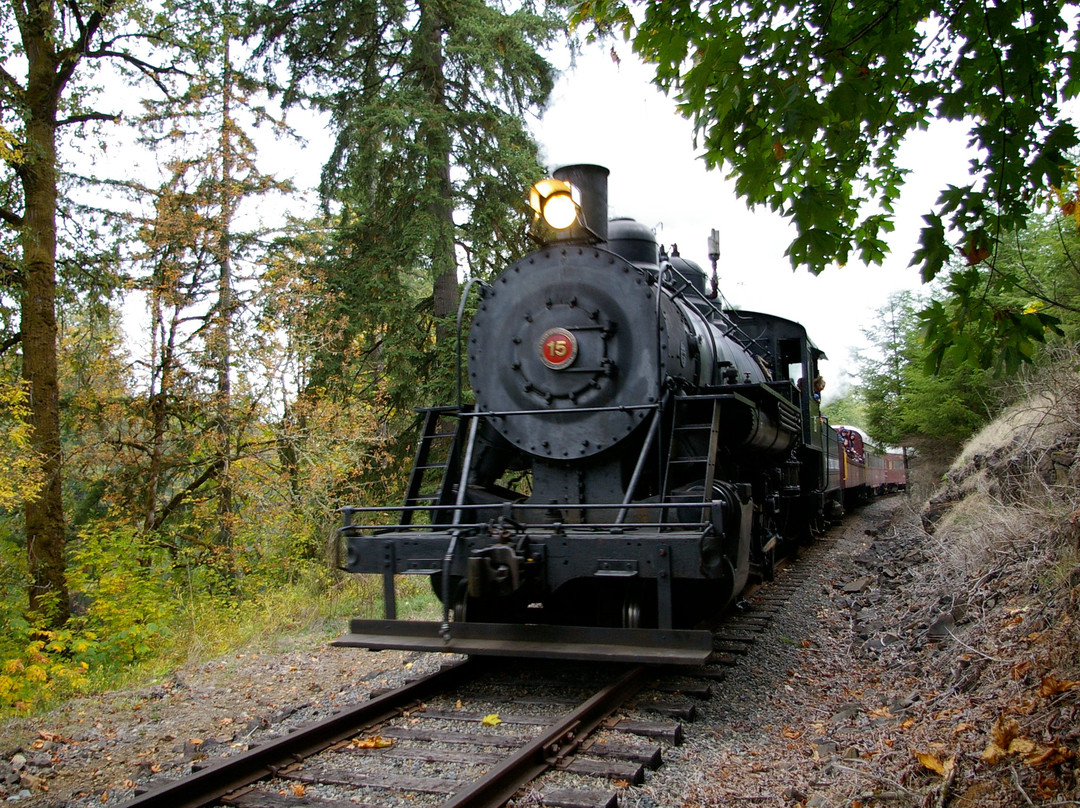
[858, 291, 997, 460]
[251, 0, 561, 409]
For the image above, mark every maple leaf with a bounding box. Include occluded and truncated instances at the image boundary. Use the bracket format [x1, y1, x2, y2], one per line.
[482, 713, 502, 726]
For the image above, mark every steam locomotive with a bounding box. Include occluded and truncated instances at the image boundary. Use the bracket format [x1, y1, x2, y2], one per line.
[335, 165, 899, 665]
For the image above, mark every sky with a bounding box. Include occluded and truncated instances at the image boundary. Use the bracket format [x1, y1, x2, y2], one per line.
[529, 40, 975, 393]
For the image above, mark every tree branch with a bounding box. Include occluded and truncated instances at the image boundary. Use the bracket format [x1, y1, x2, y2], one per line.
[56, 111, 121, 127]
[151, 457, 225, 532]
[0, 333, 21, 356]
[0, 207, 23, 227]
[0, 65, 25, 98]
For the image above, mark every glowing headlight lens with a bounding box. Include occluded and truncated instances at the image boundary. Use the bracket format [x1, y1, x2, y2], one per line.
[529, 178, 581, 230]
[543, 192, 578, 229]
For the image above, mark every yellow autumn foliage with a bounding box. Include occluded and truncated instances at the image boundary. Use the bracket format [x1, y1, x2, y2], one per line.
[0, 382, 45, 510]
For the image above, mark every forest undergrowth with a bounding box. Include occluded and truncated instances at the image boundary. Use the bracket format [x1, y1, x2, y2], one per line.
[0, 564, 437, 717]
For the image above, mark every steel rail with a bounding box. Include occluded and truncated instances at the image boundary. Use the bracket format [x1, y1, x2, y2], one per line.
[117, 659, 476, 808]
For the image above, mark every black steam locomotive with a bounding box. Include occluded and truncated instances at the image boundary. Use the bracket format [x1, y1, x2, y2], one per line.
[336, 165, 843, 665]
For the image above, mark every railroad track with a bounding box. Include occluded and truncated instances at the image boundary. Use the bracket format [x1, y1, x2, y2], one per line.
[122, 658, 677, 808]
[121, 563, 815, 808]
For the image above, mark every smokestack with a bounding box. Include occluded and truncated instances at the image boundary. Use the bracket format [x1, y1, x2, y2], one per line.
[553, 164, 609, 243]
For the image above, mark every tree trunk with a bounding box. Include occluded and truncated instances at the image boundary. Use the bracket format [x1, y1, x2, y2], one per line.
[22, 24, 70, 625]
[215, 66, 236, 562]
[417, 1, 458, 341]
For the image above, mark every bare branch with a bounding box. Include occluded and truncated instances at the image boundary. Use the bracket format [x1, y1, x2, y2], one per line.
[151, 457, 225, 532]
[0, 207, 23, 227]
[56, 111, 121, 127]
[0, 333, 20, 356]
[83, 48, 191, 97]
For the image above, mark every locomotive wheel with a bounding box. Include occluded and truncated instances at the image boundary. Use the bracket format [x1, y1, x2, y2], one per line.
[621, 592, 642, 629]
[450, 581, 502, 623]
[754, 544, 776, 583]
[451, 580, 469, 622]
[432, 575, 492, 623]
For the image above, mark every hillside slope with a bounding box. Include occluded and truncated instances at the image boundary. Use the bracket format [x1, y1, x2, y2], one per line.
[882, 376, 1080, 805]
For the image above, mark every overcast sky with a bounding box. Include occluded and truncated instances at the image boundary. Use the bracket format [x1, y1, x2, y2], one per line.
[530, 40, 974, 391]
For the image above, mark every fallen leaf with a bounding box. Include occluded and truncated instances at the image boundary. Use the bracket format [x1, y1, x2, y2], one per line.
[291, 783, 306, 797]
[351, 735, 394, 749]
[869, 706, 893, 719]
[1038, 676, 1078, 698]
[782, 727, 802, 739]
[1024, 744, 1073, 769]
[915, 750, 954, 777]
[992, 718, 1020, 749]
[1037, 774, 1061, 800]
[981, 742, 1009, 765]
[1008, 737, 1037, 757]
[1011, 660, 1033, 680]
[482, 713, 502, 726]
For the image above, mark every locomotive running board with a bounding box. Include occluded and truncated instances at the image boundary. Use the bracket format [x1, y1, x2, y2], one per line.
[334, 619, 714, 666]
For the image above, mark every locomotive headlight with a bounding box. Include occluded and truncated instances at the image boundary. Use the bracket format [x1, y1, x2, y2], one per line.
[529, 178, 581, 230]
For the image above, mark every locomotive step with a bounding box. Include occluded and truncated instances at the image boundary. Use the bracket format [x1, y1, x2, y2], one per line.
[335, 619, 713, 666]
